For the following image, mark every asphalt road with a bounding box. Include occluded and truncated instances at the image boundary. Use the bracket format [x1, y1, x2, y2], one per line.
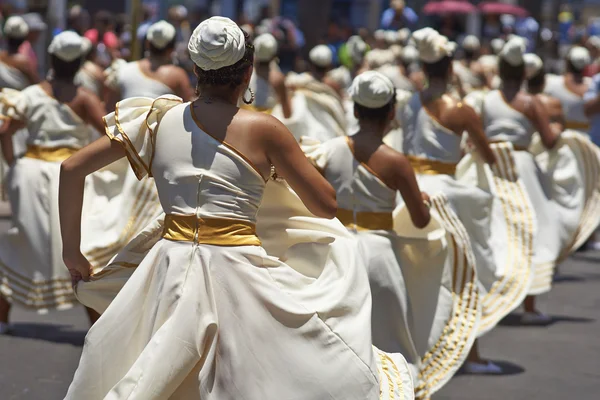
[0, 213, 599, 400]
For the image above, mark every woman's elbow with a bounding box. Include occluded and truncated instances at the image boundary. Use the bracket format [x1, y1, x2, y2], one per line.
[312, 188, 338, 219]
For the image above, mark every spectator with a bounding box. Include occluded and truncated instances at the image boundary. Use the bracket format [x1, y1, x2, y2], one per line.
[19, 13, 46, 75]
[85, 11, 119, 67]
[66, 5, 91, 35]
[380, 0, 418, 30]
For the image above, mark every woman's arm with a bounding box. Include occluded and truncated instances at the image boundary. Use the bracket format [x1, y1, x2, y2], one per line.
[261, 116, 337, 219]
[0, 119, 26, 164]
[459, 104, 497, 164]
[59, 136, 126, 282]
[271, 71, 292, 119]
[391, 153, 431, 229]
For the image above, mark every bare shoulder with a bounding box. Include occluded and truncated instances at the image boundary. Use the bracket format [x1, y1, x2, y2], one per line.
[380, 144, 411, 170]
[77, 86, 102, 105]
[240, 108, 286, 133]
[269, 69, 286, 87]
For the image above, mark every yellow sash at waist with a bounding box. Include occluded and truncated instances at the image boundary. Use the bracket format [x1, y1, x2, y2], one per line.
[240, 104, 274, 114]
[565, 120, 590, 131]
[407, 155, 457, 176]
[336, 208, 394, 231]
[162, 214, 262, 246]
[24, 145, 79, 162]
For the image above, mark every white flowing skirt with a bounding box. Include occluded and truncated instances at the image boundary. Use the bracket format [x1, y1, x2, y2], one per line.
[370, 195, 480, 399]
[69, 180, 415, 400]
[0, 156, 161, 311]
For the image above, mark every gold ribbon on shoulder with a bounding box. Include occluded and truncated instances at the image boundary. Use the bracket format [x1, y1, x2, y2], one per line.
[163, 214, 261, 246]
[336, 208, 394, 231]
[24, 145, 79, 162]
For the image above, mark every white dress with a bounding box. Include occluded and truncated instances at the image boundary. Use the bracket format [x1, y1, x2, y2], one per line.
[544, 74, 592, 132]
[67, 96, 414, 400]
[303, 136, 479, 399]
[478, 90, 575, 295]
[272, 72, 347, 142]
[244, 63, 279, 113]
[0, 85, 160, 311]
[74, 61, 104, 98]
[402, 93, 536, 335]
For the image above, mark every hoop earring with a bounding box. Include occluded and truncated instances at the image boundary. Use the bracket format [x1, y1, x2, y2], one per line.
[243, 87, 255, 105]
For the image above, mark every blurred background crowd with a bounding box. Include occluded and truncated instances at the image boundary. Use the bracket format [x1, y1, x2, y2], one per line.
[1, 0, 600, 91]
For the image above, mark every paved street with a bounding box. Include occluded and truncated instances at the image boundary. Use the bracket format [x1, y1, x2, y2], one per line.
[0, 211, 599, 399]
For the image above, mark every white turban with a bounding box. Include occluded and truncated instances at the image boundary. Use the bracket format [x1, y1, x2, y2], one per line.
[524, 53, 543, 79]
[326, 66, 352, 90]
[397, 28, 411, 44]
[499, 37, 526, 66]
[347, 35, 367, 64]
[309, 45, 333, 68]
[48, 31, 90, 62]
[146, 20, 177, 49]
[587, 36, 600, 51]
[254, 33, 278, 62]
[412, 28, 456, 63]
[188, 16, 246, 71]
[462, 35, 481, 52]
[350, 71, 395, 109]
[385, 30, 399, 45]
[365, 49, 395, 70]
[374, 30, 386, 41]
[400, 45, 419, 65]
[4, 16, 29, 39]
[568, 46, 592, 70]
[490, 38, 505, 55]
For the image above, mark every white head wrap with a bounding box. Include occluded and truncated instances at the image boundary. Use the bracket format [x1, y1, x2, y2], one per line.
[389, 44, 403, 59]
[350, 71, 395, 109]
[499, 37, 526, 66]
[146, 20, 177, 49]
[309, 45, 333, 68]
[524, 53, 543, 79]
[400, 45, 419, 65]
[48, 31, 90, 62]
[365, 49, 395, 70]
[326, 66, 352, 90]
[254, 33, 278, 62]
[374, 30, 386, 41]
[347, 35, 368, 64]
[188, 16, 246, 71]
[490, 38, 505, 55]
[398, 28, 411, 44]
[385, 30, 399, 45]
[568, 46, 592, 70]
[462, 35, 481, 52]
[4, 16, 29, 39]
[587, 36, 600, 51]
[412, 28, 456, 63]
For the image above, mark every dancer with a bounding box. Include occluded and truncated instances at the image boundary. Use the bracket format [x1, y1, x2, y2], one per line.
[480, 38, 561, 323]
[544, 47, 592, 134]
[273, 45, 347, 141]
[105, 20, 192, 108]
[0, 32, 105, 333]
[74, 41, 105, 99]
[405, 29, 536, 374]
[62, 17, 413, 399]
[0, 16, 39, 89]
[454, 35, 486, 93]
[243, 32, 291, 117]
[526, 53, 600, 259]
[303, 71, 480, 398]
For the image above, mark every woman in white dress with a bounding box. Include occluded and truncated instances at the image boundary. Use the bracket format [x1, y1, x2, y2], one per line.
[404, 29, 536, 374]
[74, 43, 106, 99]
[0, 32, 106, 333]
[479, 38, 561, 324]
[60, 17, 413, 399]
[105, 20, 193, 108]
[304, 71, 480, 398]
[243, 32, 292, 117]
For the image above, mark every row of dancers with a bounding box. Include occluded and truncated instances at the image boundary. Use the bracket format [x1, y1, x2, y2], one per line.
[0, 15, 599, 400]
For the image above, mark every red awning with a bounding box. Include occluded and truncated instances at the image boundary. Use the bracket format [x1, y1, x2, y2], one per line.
[478, 2, 529, 17]
[423, 0, 477, 16]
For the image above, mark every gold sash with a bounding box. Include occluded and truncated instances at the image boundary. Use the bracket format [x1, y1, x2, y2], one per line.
[24, 145, 79, 162]
[336, 208, 394, 231]
[565, 121, 590, 131]
[162, 214, 261, 246]
[407, 155, 457, 176]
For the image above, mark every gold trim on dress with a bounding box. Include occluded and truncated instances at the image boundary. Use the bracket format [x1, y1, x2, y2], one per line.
[163, 214, 262, 247]
[407, 155, 457, 176]
[24, 145, 79, 162]
[336, 208, 394, 231]
[564, 120, 590, 131]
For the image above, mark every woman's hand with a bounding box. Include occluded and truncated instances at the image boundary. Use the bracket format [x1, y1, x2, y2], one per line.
[421, 192, 431, 208]
[63, 249, 91, 286]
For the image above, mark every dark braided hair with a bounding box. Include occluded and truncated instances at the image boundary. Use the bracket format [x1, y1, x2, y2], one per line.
[195, 32, 255, 95]
[354, 89, 397, 123]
